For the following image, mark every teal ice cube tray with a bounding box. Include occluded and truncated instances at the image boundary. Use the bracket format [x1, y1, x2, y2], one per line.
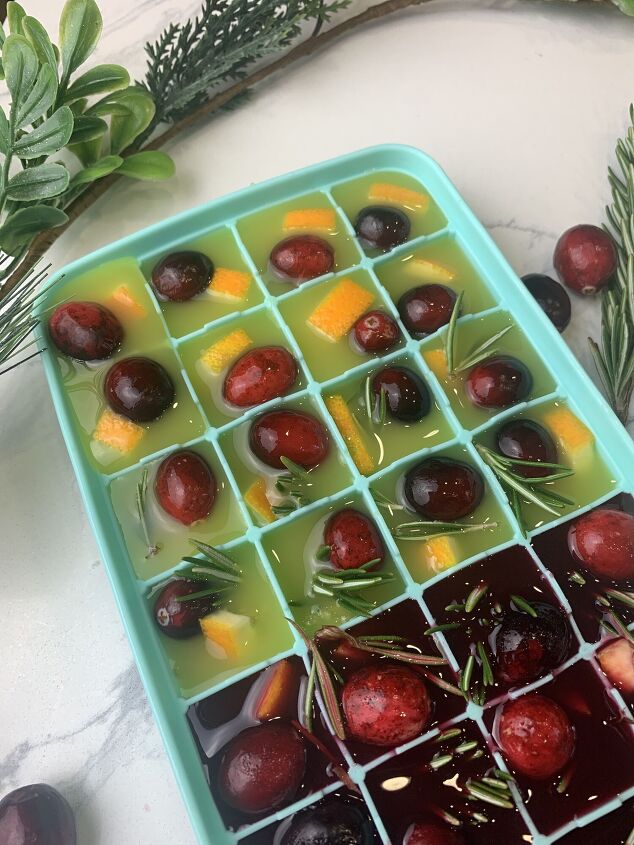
[36, 146, 634, 844]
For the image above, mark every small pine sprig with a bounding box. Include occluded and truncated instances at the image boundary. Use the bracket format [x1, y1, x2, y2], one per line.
[311, 559, 394, 617]
[272, 455, 314, 515]
[0, 260, 48, 375]
[444, 290, 513, 374]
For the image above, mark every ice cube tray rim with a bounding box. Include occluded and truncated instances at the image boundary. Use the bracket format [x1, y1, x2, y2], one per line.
[34, 144, 634, 845]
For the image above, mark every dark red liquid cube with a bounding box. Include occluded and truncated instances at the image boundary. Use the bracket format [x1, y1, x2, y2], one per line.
[495, 602, 571, 685]
[281, 796, 376, 845]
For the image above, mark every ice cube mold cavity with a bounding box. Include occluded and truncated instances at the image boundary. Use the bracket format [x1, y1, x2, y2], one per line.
[37, 146, 634, 845]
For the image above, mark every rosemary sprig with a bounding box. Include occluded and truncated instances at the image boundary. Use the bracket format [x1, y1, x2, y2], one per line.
[605, 588, 634, 611]
[444, 291, 514, 375]
[466, 777, 514, 809]
[317, 625, 448, 666]
[425, 622, 461, 635]
[569, 570, 587, 586]
[272, 455, 314, 513]
[312, 561, 394, 617]
[393, 520, 497, 541]
[291, 719, 358, 794]
[510, 594, 537, 618]
[465, 583, 489, 613]
[174, 541, 242, 602]
[370, 487, 405, 514]
[445, 289, 464, 374]
[136, 467, 161, 558]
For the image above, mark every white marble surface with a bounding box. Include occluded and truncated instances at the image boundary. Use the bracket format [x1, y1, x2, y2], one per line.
[1, 1, 634, 842]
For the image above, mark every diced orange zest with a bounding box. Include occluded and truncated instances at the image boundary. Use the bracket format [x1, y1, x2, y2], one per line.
[410, 258, 456, 283]
[93, 408, 144, 453]
[245, 478, 276, 524]
[368, 182, 429, 210]
[200, 610, 252, 660]
[283, 208, 336, 231]
[543, 407, 594, 457]
[255, 659, 297, 720]
[423, 536, 459, 573]
[325, 395, 374, 475]
[424, 347, 448, 380]
[200, 328, 252, 375]
[308, 278, 375, 341]
[209, 267, 251, 301]
[109, 284, 147, 318]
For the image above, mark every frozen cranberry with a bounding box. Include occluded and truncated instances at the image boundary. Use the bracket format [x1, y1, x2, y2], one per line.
[496, 419, 557, 478]
[48, 301, 123, 361]
[282, 797, 375, 845]
[405, 821, 467, 845]
[355, 206, 410, 251]
[371, 365, 430, 422]
[151, 251, 213, 301]
[597, 638, 634, 695]
[105, 356, 175, 422]
[353, 310, 400, 353]
[155, 450, 216, 525]
[223, 346, 298, 407]
[465, 356, 532, 409]
[403, 457, 484, 520]
[554, 225, 617, 295]
[495, 602, 570, 685]
[249, 409, 329, 470]
[0, 784, 76, 845]
[324, 508, 385, 571]
[218, 722, 306, 814]
[342, 665, 431, 746]
[270, 235, 334, 283]
[568, 509, 634, 581]
[398, 284, 457, 338]
[498, 694, 575, 779]
[522, 274, 571, 332]
[153, 578, 216, 638]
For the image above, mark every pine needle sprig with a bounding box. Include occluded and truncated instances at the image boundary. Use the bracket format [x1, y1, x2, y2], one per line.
[0, 261, 49, 375]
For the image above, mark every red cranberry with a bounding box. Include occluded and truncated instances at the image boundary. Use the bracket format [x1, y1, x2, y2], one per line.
[324, 508, 385, 571]
[554, 225, 617, 295]
[153, 578, 216, 638]
[353, 310, 400, 353]
[403, 457, 484, 520]
[282, 797, 375, 845]
[342, 665, 431, 746]
[355, 206, 410, 251]
[223, 346, 298, 407]
[496, 419, 557, 478]
[371, 365, 430, 422]
[405, 821, 467, 845]
[48, 301, 123, 361]
[105, 356, 175, 422]
[151, 251, 213, 301]
[0, 784, 76, 845]
[495, 602, 570, 685]
[154, 450, 216, 525]
[465, 356, 532, 409]
[398, 284, 457, 338]
[270, 235, 334, 283]
[568, 509, 634, 582]
[597, 638, 634, 695]
[498, 693, 575, 779]
[218, 722, 306, 814]
[249, 409, 329, 470]
[522, 274, 571, 332]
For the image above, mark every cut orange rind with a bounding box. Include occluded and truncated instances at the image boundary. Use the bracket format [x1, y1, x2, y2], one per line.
[108, 284, 147, 318]
[308, 278, 374, 341]
[325, 394, 374, 475]
[368, 182, 429, 211]
[255, 659, 296, 720]
[93, 408, 144, 454]
[543, 407, 594, 465]
[410, 258, 456, 283]
[201, 610, 252, 660]
[422, 535, 459, 574]
[245, 478, 276, 524]
[209, 267, 251, 301]
[424, 347, 448, 381]
[200, 328, 252, 375]
[283, 208, 336, 231]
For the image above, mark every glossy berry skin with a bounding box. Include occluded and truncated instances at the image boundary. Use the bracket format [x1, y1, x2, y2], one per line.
[270, 235, 334, 283]
[342, 665, 431, 747]
[0, 784, 76, 845]
[249, 409, 329, 470]
[217, 722, 306, 814]
[498, 693, 575, 780]
[522, 274, 571, 332]
[282, 798, 375, 845]
[151, 251, 213, 301]
[568, 508, 634, 581]
[554, 225, 617, 295]
[355, 206, 411, 251]
[353, 310, 400, 353]
[153, 578, 216, 639]
[324, 508, 385, 571]
[371, 365, 430, 423]
[48, 301, 123, 361]
[496, 419, 557, 479]
[403, 457, 484, 521]
[405, 821, 467, 845]
[398, 284, 457, 338]
[465, 356, 532, 409]
[105, 356, 175, 422]
[495, 602, 570, 685]
[223, 346, 298, 407]
[155, 450, 216, 525]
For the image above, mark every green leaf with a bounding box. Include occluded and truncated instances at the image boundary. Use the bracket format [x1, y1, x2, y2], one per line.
[118, 151, 174, 181]
[22, 16, 58, 72]
[68, 135, 102, 166]
[0, 204, 68, 252]
[13, 106, 73, 158]
[15, 63, 57, 129]
[109, 88, 155, 154]
[0, 21, 6, 48]
[69, 114, 107, 144]
[7, 162, 70, 201]
[85, 98, 131, 118]
[64, 64, 130, 102]
[0, 109, 10, 156]
[611, 0, 634, 12]
[3, 35, 38, 112]
[7, 2, 26, 35]
[70, 154, 122, 186]
[69, 97, 88, 116]
[59, 0, 102, 82]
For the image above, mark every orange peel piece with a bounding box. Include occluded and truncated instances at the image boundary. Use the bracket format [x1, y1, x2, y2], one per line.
[368, 182, 429, 211]
[200, 328, 252, 375]
[209, 267, 251, 301]
[255, 659, 297, 720]
[283, 208, 336, 231]
[424, 347, 448, 381]
[245, 478, 276, 524]
[423, 535, 459, 573]
[410, 258, 456, 283]
[325, 394, 374, 475]
[200, 610, 252, 660]
[543, 407, 594, 462]
[108, 284, 147, 318]
[93, 408, 144, 453]
[308, 278, 374, 341]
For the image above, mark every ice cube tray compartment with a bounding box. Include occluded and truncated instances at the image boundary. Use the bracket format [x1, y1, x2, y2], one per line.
[36, 145, 634, 844]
